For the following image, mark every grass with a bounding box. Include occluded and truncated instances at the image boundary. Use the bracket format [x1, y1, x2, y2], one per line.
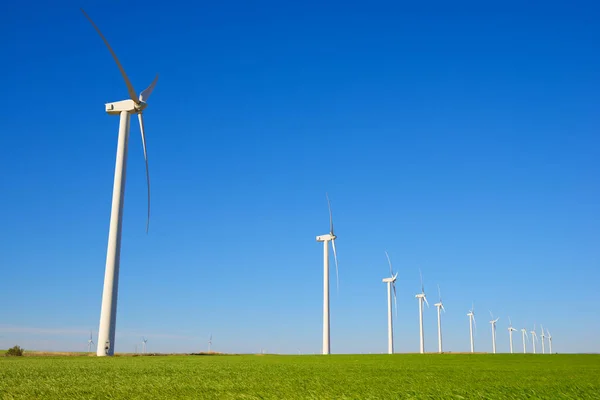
[1, 354, 599, 399]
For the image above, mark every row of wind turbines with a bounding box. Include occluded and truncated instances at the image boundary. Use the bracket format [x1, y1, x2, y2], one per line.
[81, 9, 555, 357]
[317, 196, 555, 355]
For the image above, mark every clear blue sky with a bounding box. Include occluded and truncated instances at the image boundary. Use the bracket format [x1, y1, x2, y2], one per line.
[0, 1, 598, 354]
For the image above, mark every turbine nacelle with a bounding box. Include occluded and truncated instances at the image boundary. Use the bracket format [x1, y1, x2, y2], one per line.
[316, 233, 336, 242]
[105, 99, 146, 115]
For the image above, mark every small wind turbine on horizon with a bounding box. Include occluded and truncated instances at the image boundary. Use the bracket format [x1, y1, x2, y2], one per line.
[467, 303, 476, 353]
[434, 284, 445, 354]
[530, 325, 538, 354]
[540, 325, 546, 354]
[382, 251, 398, 355]
[415, 269, 429, 354]
[208, 334, 212, 353]
[316, 194, 339, 355]
[508, 317, 517, 354]
[87, 331, 94, 353]
[547, 329, 553, 353]
[489, 311, 499, 354]
[521, 328, 528, 353]
[81, 9, 158, 357]
[142, 337, 148, 354]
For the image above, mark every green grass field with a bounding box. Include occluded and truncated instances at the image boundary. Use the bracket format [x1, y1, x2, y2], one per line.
[1, 354, 599, 399]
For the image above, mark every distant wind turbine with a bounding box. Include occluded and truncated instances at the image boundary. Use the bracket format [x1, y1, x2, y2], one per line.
[508, 317, 517, 354]
[87, 331, 95, 353]
[415, 269, 429, 354]
[142, 337, 148, 354]
[316, 193, 339, 355]
[547, 329, 553, 353]
[489, 311, 499, 354]
[208, 334, 212, 353]
[434, 284, 445, 354]
[540, 325, 546, 354]
[521, 328, 528, 353]
[382, 251, 398, 354]
[467, 303, 476, 353]
[530, 325, 538, 354]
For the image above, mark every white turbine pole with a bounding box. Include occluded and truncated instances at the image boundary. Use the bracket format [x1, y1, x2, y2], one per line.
[322, 238, 330, 355]
[521, 329, 528, 353]
[548, 330, 553, 353]
[418, 297, 424, 353]
[468, 314, 474, 353]
[509, 328, 514, 354]
[531, 327, 537, 354]
[386, 281, 393, 354]
[489, 312, 499, 354]
[97, 110, 130, 356]
[436, 305, 442, 353]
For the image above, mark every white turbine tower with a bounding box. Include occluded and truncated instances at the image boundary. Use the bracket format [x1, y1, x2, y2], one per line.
[316, 194, 339, 355]
[467, 304, 476, 353]
[547, 329, 553, 353]
[489, 311, 499, 354]
[521, 328, 528, 353]
[87, 331, 95, 353]
[415, 269, 429, 354]
[530, 325, 538, 354]
[508, 317, 517, 354]
[382, 251, 398, 354]
[81, 9, 157, 357]
[208, 334, 212, 353]
[434, 285, 445, 354]
[142, 337, 148, 354]
[540, 325, 546, 354]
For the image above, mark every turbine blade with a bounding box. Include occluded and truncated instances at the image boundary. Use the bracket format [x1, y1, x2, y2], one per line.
[424, 295, 429, 308]
[385, 250, 393, 277]
[392, 281, 398, 317]
[81, 9, 138, 103]
[331, 239, 339, 293]
[441, 304, 446, 313]
[419, 268, 424, 293]
[139, 74, 159, 103]
[138, 113, 151, 233]
[437, 283, 442, 302]
[326, 193, 334, 235]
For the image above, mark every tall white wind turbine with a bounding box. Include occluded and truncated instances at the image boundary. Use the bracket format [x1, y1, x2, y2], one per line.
[508, 317, 517, 354]
[87, 331, 95, 353]
[547, 329, 553, 353]
[315, 194, 339, 355]
[415, 269, 429, 354]
[434, 285, 445, 354]
[489, 311, 499, 354]
[467, 303, 476, 353]
[540, 325, 546, 354]
[81, 9, 158, 357]
[521, 328, 528, 353]
[382, 251, 398, 354]
[530, 325, 538, 354]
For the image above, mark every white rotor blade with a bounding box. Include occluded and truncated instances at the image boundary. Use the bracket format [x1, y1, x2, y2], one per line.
[331, 239, 339, 292]
[392, 281, 398, 317]
[138, 114, 151, 233]
[441, 304, 446, 312]
[326, 193, 334, 235]
[81, 9, 138, 103]
[139, 74, 159, 103]
[385, 250, 393, 277]
[423, 295, 429, 308]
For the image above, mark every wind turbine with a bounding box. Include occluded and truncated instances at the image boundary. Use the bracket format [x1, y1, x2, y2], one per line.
[382, 251, 398, 355]
[87, 331, 94, 353]
[81, 9, 158, 357]
[530, 325, 538, 354]
[315, 193, 339, 355]
[540, 325, 546, 354]
[547, 329, 553, 353]
[208, 334, 212, 353]
[415, 269, 429, 354]
[489, 311, 499, 354]
[467, 303, 476, 353]
[433, 284, 445, 354]
[521, 328, 528, 353]
[508, 317, 517, 354]
[142, 337, 148, 354]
